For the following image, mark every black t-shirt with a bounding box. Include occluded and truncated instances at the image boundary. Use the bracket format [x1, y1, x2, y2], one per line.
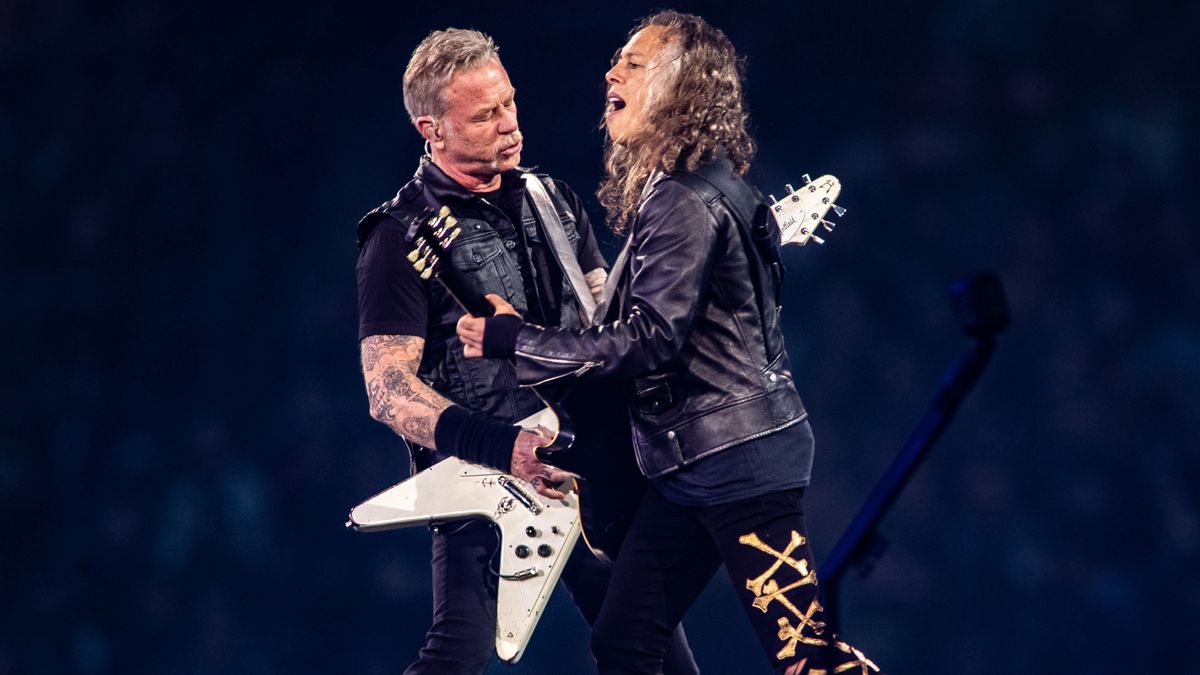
[357, 172, 606, 341]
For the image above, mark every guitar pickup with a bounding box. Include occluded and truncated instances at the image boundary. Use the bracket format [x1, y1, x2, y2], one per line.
[498, 476, 544, 514]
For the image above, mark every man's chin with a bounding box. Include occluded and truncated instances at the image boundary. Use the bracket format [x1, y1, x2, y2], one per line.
[495, 152, 522, 172]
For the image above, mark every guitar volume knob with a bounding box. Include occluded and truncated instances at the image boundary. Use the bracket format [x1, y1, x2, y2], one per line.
[537, 544, 553, 558]
[515, 545, 531, 559]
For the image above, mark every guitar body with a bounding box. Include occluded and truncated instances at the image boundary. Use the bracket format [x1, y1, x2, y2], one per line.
[348, 410, 582, 664]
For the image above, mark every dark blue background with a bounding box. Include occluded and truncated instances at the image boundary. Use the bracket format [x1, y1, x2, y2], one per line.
[4, 1, 1197, 673]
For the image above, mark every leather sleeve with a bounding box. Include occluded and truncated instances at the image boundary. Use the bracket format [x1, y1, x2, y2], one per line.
[512, 179, 717, 385]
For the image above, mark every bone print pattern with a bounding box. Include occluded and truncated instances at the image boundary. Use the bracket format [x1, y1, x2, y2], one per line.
[738, 530, 881, 673]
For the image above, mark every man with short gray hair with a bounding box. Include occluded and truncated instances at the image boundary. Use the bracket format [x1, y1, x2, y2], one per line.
[353, 28, 698, 674]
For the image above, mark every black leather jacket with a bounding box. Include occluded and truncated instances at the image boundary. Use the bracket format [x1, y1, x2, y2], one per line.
[512, 157, 807, 479]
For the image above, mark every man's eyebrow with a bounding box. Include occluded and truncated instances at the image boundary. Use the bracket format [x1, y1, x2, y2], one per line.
[470, 91, 516, 117]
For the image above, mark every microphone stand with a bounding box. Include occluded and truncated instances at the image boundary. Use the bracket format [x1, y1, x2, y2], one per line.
[819, 273, 1011, 634]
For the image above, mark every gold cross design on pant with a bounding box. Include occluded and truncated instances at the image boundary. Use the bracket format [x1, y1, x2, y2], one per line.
[738, 530, 826, 660]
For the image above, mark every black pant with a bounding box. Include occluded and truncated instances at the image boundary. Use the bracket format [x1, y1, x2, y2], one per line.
[403, 519, 699, 674]
[591, 487, 880, 674]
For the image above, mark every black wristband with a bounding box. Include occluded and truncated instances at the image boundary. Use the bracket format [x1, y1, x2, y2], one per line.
[433, 404, 520, 473]
[482, 314, 523, 359]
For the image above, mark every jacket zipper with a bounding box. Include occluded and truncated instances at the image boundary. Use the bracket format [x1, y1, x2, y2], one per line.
[516, 352, 604, 386]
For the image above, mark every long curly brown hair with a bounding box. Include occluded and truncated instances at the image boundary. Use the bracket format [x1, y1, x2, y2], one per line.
[598, 11, 756, 231]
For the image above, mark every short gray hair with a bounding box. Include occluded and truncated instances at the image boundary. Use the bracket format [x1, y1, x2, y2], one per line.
[403, 28, 500, 125]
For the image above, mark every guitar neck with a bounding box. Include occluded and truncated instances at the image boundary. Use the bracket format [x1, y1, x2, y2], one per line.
[432, 273, 495, 319]
[406, 206, 502, 318]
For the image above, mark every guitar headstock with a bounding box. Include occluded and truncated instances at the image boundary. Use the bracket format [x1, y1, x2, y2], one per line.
[768, 174, 845, 247]
[404, 205, 461, 280]
[403, 205, 494, 317]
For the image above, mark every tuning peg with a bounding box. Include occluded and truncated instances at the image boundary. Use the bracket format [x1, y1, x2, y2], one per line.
[821, 219, 836, 232]
[407, 242, 429, 263]
[418, 252, 439, 279]
[432, 216, 458, 239]
[415, 247, 440, 272]
[831, 204, 846, 217]
[798, 227, 824, 245]
[430, 205, 452, 229]
[802, 173, 811, 184]
[769, 194, 778, 204]
[785, 183, 795, 193]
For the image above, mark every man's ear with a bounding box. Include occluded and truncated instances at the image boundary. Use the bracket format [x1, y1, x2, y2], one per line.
[416, 116, 443, 150]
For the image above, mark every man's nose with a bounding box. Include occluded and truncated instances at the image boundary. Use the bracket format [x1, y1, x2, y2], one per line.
[498, 107, 519, 134]
[606, 65, 620, 84]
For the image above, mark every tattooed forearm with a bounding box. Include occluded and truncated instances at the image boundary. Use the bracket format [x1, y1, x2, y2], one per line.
[367, 380, 397, 424]
[360, 335, 452, 448]
[382, 367, 437, 408]
[399, 416, 436, 443]
[585, 267, 608, 303]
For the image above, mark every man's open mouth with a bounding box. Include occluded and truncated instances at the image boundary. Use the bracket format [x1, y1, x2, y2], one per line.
[606, 93, 626, 114]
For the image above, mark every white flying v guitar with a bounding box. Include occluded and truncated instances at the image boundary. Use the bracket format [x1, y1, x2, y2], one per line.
[347, 405, 581, 664]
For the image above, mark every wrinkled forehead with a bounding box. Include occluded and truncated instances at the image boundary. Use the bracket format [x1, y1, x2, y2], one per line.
[444, 59, 513, 103]
[447, 58, 510, 90]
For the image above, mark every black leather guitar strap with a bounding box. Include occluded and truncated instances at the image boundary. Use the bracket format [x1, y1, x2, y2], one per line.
[671, 164, 785, 308]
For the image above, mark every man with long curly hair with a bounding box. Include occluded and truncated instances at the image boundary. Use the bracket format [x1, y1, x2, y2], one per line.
[459, 11, 883, 675]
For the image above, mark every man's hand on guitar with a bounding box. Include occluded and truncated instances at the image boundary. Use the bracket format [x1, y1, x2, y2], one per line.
[458, 293, 520, 359]
[512, 426, 572, 500]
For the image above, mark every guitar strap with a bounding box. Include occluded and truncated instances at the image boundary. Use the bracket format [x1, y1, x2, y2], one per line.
[593, 231, 633, 323]
[522, 174, 598, 327]
[670, 165, 785, 363]
[594, 170, 666, 323]
[670, 164, 785, 305]
[672, 162, 782, 295]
